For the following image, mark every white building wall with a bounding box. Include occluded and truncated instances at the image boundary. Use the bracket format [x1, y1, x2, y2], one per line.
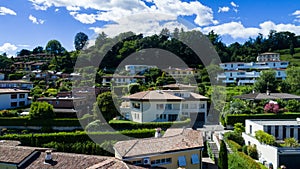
[0, 94, 11, 110]
[245, 120, 264, 136]
[243, 133, 279, 168]
[0, 74, 4, 80]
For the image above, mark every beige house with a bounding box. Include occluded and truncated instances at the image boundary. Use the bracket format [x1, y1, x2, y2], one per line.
[121, 90, 208, 127]
[114, 128, 204, 169]
[163, 67, 198, 79]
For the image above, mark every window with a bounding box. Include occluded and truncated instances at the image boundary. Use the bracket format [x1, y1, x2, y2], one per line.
[165, 104, 172, 110]
[132, 160, 142, 165]
[275, 126, 279, 138]
[19, 94, 25, 98]
[190, 104, 197, 109]
[151, 158, 172, 166]
[132, 102, 141, 109]
[19, 101, 25, 107]
[182, 104, 189, 109]
[290, 127, 294, 138]
[11, 94, 17, 99]
[199, 103, 205, 109]
[191, 154, 199, 164]
[178, 156, 186, 167]
[250, 125, 252, 134]
[156, 104, 164, 110]
[11, 102, 17, 107]
[174, 93, 183, 97]
[173, 104, 180, 110]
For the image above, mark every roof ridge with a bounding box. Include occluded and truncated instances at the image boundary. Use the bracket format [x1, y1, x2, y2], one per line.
[122, 140, 139, 157]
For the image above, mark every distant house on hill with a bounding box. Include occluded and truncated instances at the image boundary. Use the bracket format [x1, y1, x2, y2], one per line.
[0, 88, 31, 110]
[234, 92, 300, 101]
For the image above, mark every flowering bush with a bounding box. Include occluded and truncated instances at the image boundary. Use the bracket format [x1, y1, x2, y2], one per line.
[264, 101, 279, 114]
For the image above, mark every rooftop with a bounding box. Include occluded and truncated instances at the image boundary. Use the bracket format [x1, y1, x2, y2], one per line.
[123, 90, 184, 101]
[114, 128, 203, 158]
[234, 92, 300, 100]
[0, 141, 144, 169]
[0, 88, 30, 94]
[0, 80, 33, 84]
[247, 119, 300, 126]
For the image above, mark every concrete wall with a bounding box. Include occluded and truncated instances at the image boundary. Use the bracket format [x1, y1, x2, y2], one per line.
[245, 120, 264, 137]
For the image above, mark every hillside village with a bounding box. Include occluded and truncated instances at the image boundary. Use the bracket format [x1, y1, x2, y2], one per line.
[1, 30, 300, 169]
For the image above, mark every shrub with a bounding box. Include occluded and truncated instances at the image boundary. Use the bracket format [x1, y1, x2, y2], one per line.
[264, 102, 279, 114]
[255, 130, 276, 146]
[234, 123, 245, 134]
[286, 100, 300, 112]
[0, 110, 18, 117]
[242, 145, 248, 155]
[29, 102, 55, 120]
[224, 131, 244, 146]
[229, 152, 262, 169]
[247, 145, 258, 160]
[218, 140, 228, 169]
[284, 137, 299, 147]
[227, 140, 242, 152]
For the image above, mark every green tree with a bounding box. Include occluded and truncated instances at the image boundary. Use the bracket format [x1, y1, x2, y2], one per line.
[128, 83, 141, 94]
[45, 40, 65, 55]
[254, 70, 277, 93]
[32, 46, 44, 54]
[247, 145, 258, 160]
[286, 67, 300, 94]
[218, 140, 228, 169]
[29, 102, 55, 119]
[93, 91, 120, 122]
[74, 32, 88, 51]
[255, 130, 276, 146]
[234, 123, 245, 135]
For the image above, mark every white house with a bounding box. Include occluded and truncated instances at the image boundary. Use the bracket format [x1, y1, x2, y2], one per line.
[0, 89, 31, 110]
[257, 52, 280, 62]
[217, 60, 289, 85]
[0, 80, 33, 90]
[162, 67, 198, 79]
[243, 119, 300, 169]
[125, 65, 157, 75]
[121, 90, 208, 126]
[102, 75, 145, 86]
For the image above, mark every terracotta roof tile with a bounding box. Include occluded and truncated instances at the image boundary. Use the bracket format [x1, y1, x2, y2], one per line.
[114, 128, 203, 158]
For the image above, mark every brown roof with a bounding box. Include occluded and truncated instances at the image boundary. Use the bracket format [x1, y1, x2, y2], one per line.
[162, 83, 197, 88]
[0, 88, 30, 94]
[234, 92, 300, 100]
[114, 128, 204, 158]
[123, 90, 184, 101]
[0, 146, 36, 164]
[0, 143, 145, 169]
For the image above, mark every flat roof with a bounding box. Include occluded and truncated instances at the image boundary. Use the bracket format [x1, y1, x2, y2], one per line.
[247, 119, 300, 126]
[0, 89, 30, 94]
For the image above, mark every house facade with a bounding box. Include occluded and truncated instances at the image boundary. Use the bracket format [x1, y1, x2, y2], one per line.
[102, 75, 145, 86]
[114, 128, 204, 169]
[243, 119, 300, 169]
[217, 59, 289, 85]
[125, 65, 157, 75]
[0, 80, 33, 90]
[257, 52, 280, 62]
[121, 90, 208, 126]
[0, 89, 31, 110]
[163, 67, 198, 79]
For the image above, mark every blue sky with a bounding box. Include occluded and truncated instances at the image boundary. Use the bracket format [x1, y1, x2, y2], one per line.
[1, 0, 300, 56]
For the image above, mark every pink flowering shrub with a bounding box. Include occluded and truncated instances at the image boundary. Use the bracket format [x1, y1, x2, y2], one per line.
[264, 102, 280, 114]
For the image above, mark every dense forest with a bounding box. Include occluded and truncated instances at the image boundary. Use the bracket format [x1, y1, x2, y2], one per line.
[1, 28, 300, 74]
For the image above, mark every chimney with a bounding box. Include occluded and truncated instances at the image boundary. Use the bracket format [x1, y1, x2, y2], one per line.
[155, 128, 161, 138]
[44, 150, 52, 163]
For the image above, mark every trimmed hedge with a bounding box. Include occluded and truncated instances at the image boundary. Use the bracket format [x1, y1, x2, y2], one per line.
[0, 129, 155, 147]
[108, 119, 191, 130]
[0, 116, 93, 127]
[227, 140, 242, 152]
[225, 112, 300, 126]
[229, 152, 263, 169]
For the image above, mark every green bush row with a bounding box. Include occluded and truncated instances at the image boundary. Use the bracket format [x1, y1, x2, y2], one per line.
[227, 140, 242, 152]
[229, 152, 264, 169]
[225, 113, 300, 126]
[108, 119, 191, 130]
[0, 129, 155, 147]
[0, 116, 93, 127]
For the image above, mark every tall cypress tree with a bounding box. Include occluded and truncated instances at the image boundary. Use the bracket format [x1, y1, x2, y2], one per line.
[218, 140, 228, 169]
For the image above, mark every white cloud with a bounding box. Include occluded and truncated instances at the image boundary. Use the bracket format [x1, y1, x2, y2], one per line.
[29, 14, 45, 24]
[55, 8, 59, 12]
[201, 21, 300, 41]
[292, 10, 300, 16]
[66, 6, 80, 11]
[29, 0, 218, 27]
[0, 43, 18, 55]
[70, 12, 96, 24]
[0, 6, 17, 16]
[230, 2, 238, 8]
[218, 6, 230, 13]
